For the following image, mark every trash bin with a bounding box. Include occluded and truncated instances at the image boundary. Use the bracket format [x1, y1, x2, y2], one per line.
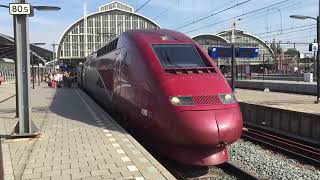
[304, 73, 313, 82]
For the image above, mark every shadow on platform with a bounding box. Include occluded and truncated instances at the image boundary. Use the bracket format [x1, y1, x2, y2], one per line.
[48, 88, 125, 134]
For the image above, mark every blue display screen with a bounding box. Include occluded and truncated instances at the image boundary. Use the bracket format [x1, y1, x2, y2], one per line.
[236, 48, 259, 58]
[209, 47, 232, 58]
[208, 47, 259, 59]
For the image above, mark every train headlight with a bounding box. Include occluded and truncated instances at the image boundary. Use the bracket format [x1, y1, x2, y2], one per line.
[170, 96, 194, 106]
[219, 94, 237, 104]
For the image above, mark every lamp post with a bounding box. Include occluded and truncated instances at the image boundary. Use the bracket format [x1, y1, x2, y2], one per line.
[51, 43, 59, 72]
[290, 8, 320, 103]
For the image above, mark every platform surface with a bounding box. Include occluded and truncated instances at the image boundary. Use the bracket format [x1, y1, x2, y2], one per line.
[0, 83, 15, 102]
[234, 88, 320, 115]
[0, 84, 174, 180]
[236, 79, 317, 85]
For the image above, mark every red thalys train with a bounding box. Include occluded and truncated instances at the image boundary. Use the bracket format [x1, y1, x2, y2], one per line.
[78, 29, 242, 165]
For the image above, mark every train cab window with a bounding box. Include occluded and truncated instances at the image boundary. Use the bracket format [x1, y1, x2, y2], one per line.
[153, 44, 212, 68]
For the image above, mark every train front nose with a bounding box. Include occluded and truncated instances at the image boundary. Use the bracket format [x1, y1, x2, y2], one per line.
[172, 110, 220, 146]
[172, 107, 242, 146]
[213, 107, 243, 144]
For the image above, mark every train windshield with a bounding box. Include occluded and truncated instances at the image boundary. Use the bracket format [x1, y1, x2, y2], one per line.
[153, 44, 211, 68]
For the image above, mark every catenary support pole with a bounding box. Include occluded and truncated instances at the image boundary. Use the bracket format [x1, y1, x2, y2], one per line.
[13, 16, 19, 118]
[12, 0, 38, 136]
[38, 63, 40, 86]
[31, 52, 34, 89]
[316, 14, 320, 103]
[231, 44, 235, 91]
[314, 39, 316, 75]
[52, 43, 56, 72]
[263, 54, 265, 80]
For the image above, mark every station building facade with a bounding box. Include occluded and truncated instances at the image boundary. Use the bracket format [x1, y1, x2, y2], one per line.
[57, 1, 160, 64]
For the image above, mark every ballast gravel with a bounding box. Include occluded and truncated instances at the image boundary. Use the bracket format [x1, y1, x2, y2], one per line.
[227, 139, 320, 180]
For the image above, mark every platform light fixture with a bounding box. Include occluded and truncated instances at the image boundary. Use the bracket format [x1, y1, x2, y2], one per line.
[290, 10, 320, 104]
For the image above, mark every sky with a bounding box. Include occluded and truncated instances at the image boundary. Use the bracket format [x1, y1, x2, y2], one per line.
[0, 0, 318, 53]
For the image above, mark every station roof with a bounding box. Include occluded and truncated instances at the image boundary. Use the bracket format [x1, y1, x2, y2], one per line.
[0, 33, 53, 64]
[0, 58, 14, 63]
[57, 1, 160, 61]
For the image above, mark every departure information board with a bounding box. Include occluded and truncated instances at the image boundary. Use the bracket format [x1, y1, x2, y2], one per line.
[208, 47, 259, 59]
[209, 47, 232, 59]
[236, 48, 259, 58]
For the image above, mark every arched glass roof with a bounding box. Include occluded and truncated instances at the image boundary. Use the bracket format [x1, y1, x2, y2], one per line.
[192, 29, 274, 64]
[57, 1, 160, 62]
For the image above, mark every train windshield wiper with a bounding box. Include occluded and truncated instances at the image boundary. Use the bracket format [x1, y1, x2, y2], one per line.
[163, 50, 182, 68]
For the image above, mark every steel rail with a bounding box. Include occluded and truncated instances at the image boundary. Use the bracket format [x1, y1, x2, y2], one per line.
[218, 162, 263, 180]
[164, 160, 262, 179]
[242, 127, 320, 167]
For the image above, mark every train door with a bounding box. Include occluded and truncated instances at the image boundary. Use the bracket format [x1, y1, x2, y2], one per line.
[113, 49, 127, 107]
[113, 50, 121, 100]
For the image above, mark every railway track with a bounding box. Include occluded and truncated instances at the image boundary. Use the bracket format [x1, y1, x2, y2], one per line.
[164, 160, 261, 180]
[242, 126, 320, 167]
[218, 162, 262, 180]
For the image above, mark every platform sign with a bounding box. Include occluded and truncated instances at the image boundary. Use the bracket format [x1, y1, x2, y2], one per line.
[236, 47, 259, 58]
[309, 43, 318, 52]
[9, 3, 31, 15]
[209, 47, 232, 59]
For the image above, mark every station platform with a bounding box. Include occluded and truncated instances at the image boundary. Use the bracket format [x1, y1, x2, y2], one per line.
[234, 88, 319, 115]
[232, 79, 317, 95]
[0, 84, 174, 180]
[0, 83, 15, 103]
[234, 88, 320, 144]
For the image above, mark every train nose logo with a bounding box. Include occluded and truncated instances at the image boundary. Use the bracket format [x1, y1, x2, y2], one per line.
[141, 109, 148, 116]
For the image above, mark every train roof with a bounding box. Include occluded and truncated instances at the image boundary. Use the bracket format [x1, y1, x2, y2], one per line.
[124, 29, 193, 43]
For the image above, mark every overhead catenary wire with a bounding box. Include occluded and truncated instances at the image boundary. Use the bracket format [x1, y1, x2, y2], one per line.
[209, 0, 300, 37]
[259, 27, 316, 39]
[153, 8, 169, 20]
[174, 0, 235, 28]
[134, 0, 152, 12]
[254, 24, 316, 36]
[239, 0, 301, 27]
[174, 0, 253, 30]
[184, 0, 292, 34]
[280, 34, 316, 41]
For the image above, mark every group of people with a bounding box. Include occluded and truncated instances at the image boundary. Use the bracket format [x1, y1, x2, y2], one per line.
[46, 71, 77, 88]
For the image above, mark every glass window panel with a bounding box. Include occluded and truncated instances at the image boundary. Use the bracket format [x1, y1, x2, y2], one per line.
[153, 44, 212, 68]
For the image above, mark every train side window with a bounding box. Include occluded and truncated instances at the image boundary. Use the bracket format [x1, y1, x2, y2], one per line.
[97, 38, 118, 57]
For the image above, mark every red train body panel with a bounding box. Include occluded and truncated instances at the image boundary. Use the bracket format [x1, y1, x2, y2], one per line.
[79, 29, 243, 165]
